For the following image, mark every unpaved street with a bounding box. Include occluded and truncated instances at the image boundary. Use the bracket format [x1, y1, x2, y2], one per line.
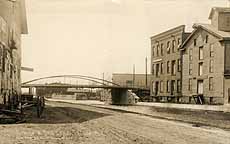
[0, 101, 229, 144]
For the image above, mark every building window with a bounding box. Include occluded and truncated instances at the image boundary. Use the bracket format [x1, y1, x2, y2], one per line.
[7, 62, 10, 71]
[0, 47, 2, 69]
[167, 80, 170, 92]
[2, 50, 6, 73]
[152, 64, 154, 75]
[227, 17, 230, 27]
[189, 63, 192, 75]
[177, 80, 181, 93]
[209, 77, 214, 91]
[178, 38, 181, 45]
[167, 41, 170, 54]
[210, 59, 214, 73]
[152, 81, 155, 93]
[199, 46, 204, 60]
[160, 43, 164, 56]
[205, 35, 209, 43]
[177, 59, 181, 72]
[188, 79, 192, 91]
[171, 80, 175, 94]
[156, 44, 159, 56]
[156, 64, 160, 77]
[152, 46, 155, 56]
[198, 62, 203, 76]
[171, 60, 176, 75]
[172, 40, 176, 53]
[210, 44, 214, 57]
[167, 61, 170, 74]
[225, 43, 230, 74]
[177, 38, 181, 51]
[160, 81, 164, 92]
[10, 64, 13, 78]
[160, 62, 163, 74]
[126, 80, 133, 86]
[189, 48, 193, 61]
[194, 39, 197, 46]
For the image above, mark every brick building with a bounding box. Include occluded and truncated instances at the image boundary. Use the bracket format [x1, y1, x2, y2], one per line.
[0, 0, 28, 107]
[181, 7, 230, 105]
[150, 25, 190, 102]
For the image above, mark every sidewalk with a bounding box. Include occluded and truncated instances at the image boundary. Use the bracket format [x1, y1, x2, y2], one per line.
[97, 102, 230, 130]
[137, 102, 230, 112]
[47, 99, 230, 130]
[48, 99, 230, 112]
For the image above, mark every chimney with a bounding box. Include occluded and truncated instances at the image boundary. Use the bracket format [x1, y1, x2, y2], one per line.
[209, 7, 230, 32]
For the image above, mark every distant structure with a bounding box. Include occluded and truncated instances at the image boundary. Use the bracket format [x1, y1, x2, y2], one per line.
[112, 73, 153, 101]
[150, 25, 190, 102]
[0, 0, 28, 108]
[181, 7, 230, 104]
[112, 73, 153, 88]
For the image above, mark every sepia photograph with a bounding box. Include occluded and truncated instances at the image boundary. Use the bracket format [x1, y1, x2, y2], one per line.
[0, 0, 229, 143]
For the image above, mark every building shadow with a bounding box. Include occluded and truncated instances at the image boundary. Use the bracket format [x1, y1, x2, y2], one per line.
[24, 106, 111, 124]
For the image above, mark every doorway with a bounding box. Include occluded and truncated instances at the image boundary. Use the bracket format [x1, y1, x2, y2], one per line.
[155, 81, 159, 96]
[228, 88, 230, 103]
[171, 80, 175, 95]
[197, 80, 204, 95]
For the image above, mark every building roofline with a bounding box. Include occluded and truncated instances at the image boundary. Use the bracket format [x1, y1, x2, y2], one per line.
[113, 73, 152, 76]
[181, 23, 224, 50]
[150, 25, 185, 40]
[209, 7, 230, 19]
[180, 29, 196, 51]
[209, 7, 216, 19]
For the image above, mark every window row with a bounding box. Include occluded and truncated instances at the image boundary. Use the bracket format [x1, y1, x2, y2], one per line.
[152, 38, 181, 57]
[189, 60, 214, 75]
[193, 35, 209, 47]
[153, 80, 181, 94]
[188, 77, 214, 91]
[189, 43, 214, 62]
[152, 59, 181, 76]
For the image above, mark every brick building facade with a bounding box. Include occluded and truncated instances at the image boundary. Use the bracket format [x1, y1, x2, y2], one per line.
[0, 0, 28, 107]
[181, 7, 230, 104]
[150, 25, 190, 102]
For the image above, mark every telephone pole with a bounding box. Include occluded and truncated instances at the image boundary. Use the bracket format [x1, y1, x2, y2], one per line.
[102, 72, 104, 85]
[133, 64, 135, 88]
[145, 57, 148, 88]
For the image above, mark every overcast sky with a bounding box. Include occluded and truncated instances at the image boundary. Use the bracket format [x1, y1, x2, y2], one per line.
[21, 0, 229, 82]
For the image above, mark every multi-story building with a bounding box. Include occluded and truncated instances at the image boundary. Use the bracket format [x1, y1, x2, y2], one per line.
[0, 0, 28, 108]
[181, 7, 230, 105]
[150, 25, 190, 102]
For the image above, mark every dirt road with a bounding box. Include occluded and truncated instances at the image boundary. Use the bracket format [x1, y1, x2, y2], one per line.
[0, 101, 229, 144]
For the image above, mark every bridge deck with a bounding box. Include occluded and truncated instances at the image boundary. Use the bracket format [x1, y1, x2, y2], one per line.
[21, 84, 149, 90]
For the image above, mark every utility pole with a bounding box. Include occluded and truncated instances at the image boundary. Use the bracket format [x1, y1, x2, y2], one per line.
[145, 57, 148, 88]
[133, 64, 135, 88]
[102, 72, 104, 85]
[9, 0, 16, 39]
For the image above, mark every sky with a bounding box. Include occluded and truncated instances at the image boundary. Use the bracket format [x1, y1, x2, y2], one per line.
[21, 0, 229, 82]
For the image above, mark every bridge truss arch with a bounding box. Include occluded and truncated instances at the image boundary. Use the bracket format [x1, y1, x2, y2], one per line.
[22, 75, 120, 86]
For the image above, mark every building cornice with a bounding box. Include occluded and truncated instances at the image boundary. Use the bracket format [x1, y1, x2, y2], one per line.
[150, 25, 185, 41]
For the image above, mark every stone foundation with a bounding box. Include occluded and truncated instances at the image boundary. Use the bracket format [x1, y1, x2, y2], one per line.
[151, 96, 225, 105]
